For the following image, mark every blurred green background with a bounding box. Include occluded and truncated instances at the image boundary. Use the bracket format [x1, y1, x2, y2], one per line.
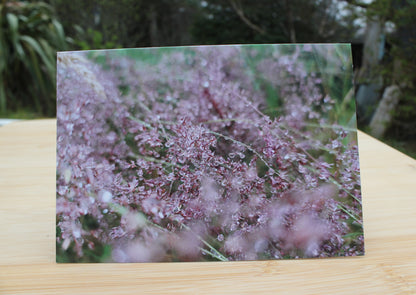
[1, 0, 415, 157]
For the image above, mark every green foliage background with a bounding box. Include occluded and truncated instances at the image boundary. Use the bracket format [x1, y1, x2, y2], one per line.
[0, 1, 67, 117]
[1, 0, 415, 156]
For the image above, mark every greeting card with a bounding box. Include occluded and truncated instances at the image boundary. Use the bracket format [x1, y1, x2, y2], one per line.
[56, 44, 364, 262]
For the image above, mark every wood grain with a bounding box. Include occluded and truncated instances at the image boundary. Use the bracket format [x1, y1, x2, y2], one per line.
[0, 119, 415, 295]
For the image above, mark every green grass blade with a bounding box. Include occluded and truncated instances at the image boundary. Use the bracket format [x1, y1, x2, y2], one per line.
[19, 35, 54, 73]
[6, 13, 24, 58]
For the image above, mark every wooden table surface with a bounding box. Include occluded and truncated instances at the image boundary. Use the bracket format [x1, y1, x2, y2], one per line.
[0, 119, 415, 295]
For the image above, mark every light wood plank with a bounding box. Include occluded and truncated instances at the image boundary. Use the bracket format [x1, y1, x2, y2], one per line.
[1, 119, 415, 294]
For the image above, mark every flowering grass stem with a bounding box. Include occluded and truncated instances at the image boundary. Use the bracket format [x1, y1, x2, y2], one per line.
[181, 224, 228, 262]
[207, 130, 280, 177]
[337, 204, 363, 225]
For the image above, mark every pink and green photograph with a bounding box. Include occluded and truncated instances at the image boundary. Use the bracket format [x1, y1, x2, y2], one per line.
[56, 44, 364, 262]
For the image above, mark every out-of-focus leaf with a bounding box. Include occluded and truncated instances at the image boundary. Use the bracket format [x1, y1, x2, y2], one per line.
[39, 38, 55, 62]
[20, 35, 54, 76]
[51, 19, 66, 49]
[6, 13, 24, 58]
